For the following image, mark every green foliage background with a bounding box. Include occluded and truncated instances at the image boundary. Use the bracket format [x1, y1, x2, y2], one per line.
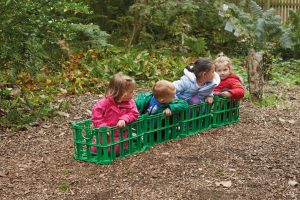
[1, 0, 299, 129]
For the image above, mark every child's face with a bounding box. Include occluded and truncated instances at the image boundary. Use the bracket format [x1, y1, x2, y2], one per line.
[158, 89, 176, 104]
[216, 64, 231, 80]
[118, 89, 135, 102]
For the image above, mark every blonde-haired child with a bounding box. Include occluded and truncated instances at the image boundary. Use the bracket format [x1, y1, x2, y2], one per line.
[91, 72, 139, 155]
[213, 53, 245, 100]
[135, 80, 189, 116]
[135, 80, 188, 142]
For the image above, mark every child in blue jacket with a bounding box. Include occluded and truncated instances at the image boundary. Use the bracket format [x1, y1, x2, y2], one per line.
[135, 80, 189, 142]
[135, 80, 189, 116]
[173, 58, 220, 105]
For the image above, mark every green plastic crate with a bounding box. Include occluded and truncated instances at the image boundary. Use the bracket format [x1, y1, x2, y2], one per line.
[211, 96, 240, 128]
[72, 117, 144, 164]
[179, 102, 212, 137]
[71, 97, 241, 164]
[141, 111, 183, 147]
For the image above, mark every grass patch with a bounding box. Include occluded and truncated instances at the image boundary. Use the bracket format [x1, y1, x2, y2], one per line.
[214, 169, 225, 177]
[60, 169, 72, 176]
[253, 94, 284, 107]
[272, 59, 300, 86]
[58, 181, 70, 192]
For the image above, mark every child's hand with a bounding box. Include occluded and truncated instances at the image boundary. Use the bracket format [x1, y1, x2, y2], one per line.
[220, 91, 232, 98]
[205, 96, 214, 104]
[163, 108, 172, 116]
[117, 120, 126, 128]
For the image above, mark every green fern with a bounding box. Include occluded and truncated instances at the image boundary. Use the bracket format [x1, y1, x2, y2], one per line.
[248, 1, 263, 18]
[69, 23, 111, 48]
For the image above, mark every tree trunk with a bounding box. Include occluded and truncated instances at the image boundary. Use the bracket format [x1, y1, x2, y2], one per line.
[128, 0, 147, 46]
[128, 16, 144, 46]
[247, 49, 264, 102]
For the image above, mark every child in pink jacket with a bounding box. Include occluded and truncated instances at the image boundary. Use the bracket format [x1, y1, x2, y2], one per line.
[91, 72, 139, 155]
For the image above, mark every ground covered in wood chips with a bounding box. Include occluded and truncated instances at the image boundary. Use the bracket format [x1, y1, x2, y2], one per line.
[0, 84, 299, 200]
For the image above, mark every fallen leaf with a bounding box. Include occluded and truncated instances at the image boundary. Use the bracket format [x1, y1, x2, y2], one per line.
[42, 125, 51, 129]
[59, 88, 68, 94]
[24, 190, 31, 194]
[57, 111, 70, 118]
[287, 119, 296, 124]
[10, 87, 22, 96]
[216, 180, 232, 188]
[86, 110, 92, 115]
[278, 118, 285, 123]
[0, 171, 7, 177]
[288, 180, 298, 186]
[18, 164, 30, 169]
[59, 132, 66, 137]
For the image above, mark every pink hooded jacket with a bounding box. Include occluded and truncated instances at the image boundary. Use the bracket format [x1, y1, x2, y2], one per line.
[91, 97, 139, 155]
[92, 97, 139, 128]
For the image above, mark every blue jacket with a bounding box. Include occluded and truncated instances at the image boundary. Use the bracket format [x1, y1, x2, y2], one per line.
[173, 69, 220, 102]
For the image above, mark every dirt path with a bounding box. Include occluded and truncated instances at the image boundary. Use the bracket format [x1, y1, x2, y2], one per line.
[0, 85, 299, 200]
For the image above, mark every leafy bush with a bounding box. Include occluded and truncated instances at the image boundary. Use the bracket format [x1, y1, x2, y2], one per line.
[0, 47, 191, 128]
[80, 47, 190, 85]
[0, 0, 109, 75]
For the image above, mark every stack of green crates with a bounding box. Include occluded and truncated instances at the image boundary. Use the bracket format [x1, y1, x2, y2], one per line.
[71, 96, 240, 164]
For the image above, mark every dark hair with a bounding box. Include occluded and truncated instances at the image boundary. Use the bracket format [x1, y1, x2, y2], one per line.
[185, 58, 213, 78]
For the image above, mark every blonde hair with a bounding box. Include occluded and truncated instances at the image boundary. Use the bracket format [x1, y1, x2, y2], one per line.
[152, 80, 175, 99]
[214, 52, 232, 69]
[105, 72, 136, 100]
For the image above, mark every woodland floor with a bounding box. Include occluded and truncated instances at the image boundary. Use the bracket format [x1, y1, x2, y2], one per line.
[0, 84, 299, 200]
